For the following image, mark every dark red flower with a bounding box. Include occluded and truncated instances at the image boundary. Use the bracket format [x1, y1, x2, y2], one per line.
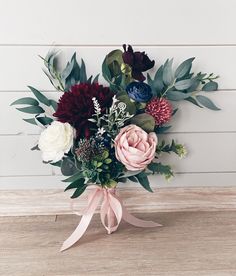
[122, 44, 155, 82]
[53, 83, 114, 138]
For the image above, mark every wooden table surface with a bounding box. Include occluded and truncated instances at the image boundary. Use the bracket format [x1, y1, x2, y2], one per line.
[1, 211, 236, 276]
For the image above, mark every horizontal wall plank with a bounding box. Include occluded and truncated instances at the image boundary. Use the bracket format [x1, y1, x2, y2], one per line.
[2, 91, 235, 135]
[0, 136, 52, 176]
[0, 133, 235, 177]
[0, 0, 236, 45]
[1, 187, 236, 216]
[0, 173, 236, 190]
[0, 46, 235, 91]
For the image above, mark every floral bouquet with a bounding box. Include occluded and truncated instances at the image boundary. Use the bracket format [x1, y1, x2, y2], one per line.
[11, 45, 220, 251]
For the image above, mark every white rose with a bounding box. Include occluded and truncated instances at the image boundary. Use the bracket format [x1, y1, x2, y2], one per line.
[38, 121, 75, 163]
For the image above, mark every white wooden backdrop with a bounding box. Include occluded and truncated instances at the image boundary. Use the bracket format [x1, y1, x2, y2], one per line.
[0, 0, 236, 189]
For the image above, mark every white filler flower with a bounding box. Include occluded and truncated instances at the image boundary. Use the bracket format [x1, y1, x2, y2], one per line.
[38, 121, 75, 163]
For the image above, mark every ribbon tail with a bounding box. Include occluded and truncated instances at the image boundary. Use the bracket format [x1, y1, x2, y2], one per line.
[100, 191, 123, 235]
[60, 189, 102, 252]
[122, 204, 162, 228]
[60, 211, 94, 252]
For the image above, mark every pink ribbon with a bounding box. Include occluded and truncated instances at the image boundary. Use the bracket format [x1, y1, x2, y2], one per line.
[60, 186, 162, 251]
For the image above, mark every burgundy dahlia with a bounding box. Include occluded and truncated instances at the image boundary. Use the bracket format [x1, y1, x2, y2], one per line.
[53, 83, 114, 138]
[145, 97, 172, 126]
[122, 44, 155, 82]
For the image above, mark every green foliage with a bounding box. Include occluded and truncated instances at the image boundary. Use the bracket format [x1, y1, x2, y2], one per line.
[135, 171, 153, 192]
[162, 59, 174, 86]
[148, 57, 219, 111]
[147, 162, 173, 181]
[156, 140, 187, 158]
[130, 113, 155, 132]
[116, 92, 137, 115]
[166, 91, 191, 101]
[61, 156, 78, 176]
[11, 86, 56, 126]
[71, 184, 87, 199]
[196, 95, 221, 110]
[41, 50, 96, 92]
[28, 86, 51, 106]
[11, 97, 39, 106]
[16, 106, 45, 114]
[175, 57, 195, 79]
[202, 81, 218, 91]
[155, 125, 172, 134]
[36, 116, 53, 125]
[102, 49, 132, 92]
[64, 177, 87, 199]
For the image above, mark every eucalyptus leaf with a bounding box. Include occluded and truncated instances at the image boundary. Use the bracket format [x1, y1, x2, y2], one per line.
[61, 60, 75, 80]
[87, 75, 93, 84]
[175, 57, 195, 79]
[23, 118, 37, 125]
[61, 157, 78, 176]
[175, 79, 193, 90]
[166, 91, 191, 101]
[187, 78, 201, 92]
[80, 59, 87, 83]
[202, 81, 218, 92]
[93, 74, 99, 83]
[36, 116, 53, 125]
[49, 100, 58, 111]
[11, 97, 39, 106]
[163, 59, 174, 86]
[50, 160, 62, 167]
[102, 57, 112, 82]
[28, 86, 50, 106]
[151, 66, 164, 95]
[185, 97, 203, 108]
[16, 106, 45, 114]
[196, 95, 220, 110]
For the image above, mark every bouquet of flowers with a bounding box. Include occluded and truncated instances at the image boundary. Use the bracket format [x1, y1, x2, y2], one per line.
[11, 45, 220, 251]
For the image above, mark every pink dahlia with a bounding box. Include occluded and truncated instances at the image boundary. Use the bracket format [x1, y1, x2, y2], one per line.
[145, 97, 172, 126]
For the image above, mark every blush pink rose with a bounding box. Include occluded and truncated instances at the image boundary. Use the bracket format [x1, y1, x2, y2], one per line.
[114, 124, 158, 171]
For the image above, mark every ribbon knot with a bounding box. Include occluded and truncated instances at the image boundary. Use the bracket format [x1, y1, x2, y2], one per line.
[60, 186, 162, 252]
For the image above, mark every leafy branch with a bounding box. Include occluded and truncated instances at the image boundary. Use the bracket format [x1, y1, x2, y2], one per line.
[147, 57, 220, 110]
[156, 140, 187, 158]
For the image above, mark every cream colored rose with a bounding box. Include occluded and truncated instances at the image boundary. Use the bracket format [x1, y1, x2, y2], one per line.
[38, 121, 75, 163]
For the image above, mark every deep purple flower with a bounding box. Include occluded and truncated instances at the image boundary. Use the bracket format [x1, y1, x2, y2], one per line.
[126, 82, 153, 103]
[53, 83, 114, 138]
[122, 44, 155, 82]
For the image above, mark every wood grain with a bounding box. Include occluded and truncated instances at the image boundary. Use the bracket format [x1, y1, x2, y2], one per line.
[1, 211, 236, 275]
[1, 187, 236, 216]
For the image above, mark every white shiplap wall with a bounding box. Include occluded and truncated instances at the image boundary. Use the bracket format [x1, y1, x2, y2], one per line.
[0, 0, 236, 189]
